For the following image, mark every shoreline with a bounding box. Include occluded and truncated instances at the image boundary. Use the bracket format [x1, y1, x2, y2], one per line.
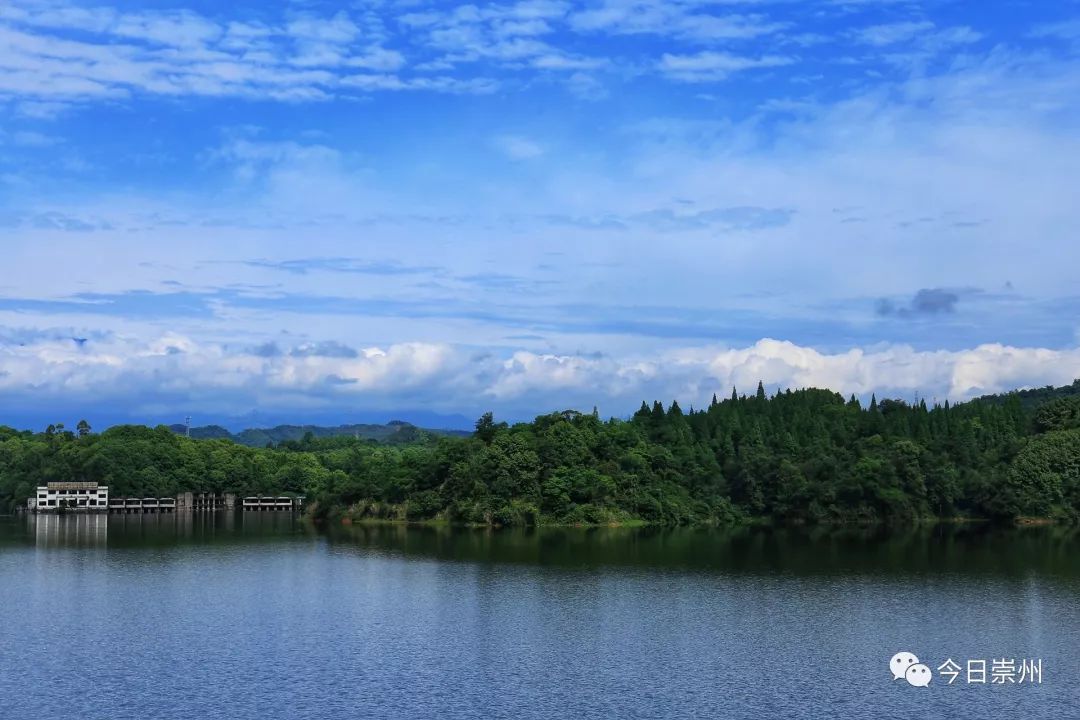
[325, 513, 1059, 531]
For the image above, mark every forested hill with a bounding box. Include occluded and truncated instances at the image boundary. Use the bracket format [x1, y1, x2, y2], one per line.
[166, 421, 469, 447]
[2, 380, 1080, 525]
[974, 379, 1080, 411]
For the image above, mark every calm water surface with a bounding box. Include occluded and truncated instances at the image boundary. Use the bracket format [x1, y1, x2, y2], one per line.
[1, 513, 1078, 719]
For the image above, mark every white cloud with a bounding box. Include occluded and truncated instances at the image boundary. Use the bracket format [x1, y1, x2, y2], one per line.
[1029, 19, 1080, 41]
[569, 1, 786, 42]
[530, 53, 607, 70]
[2, 332, 1078, 421]
[7, 129, 61, 146]
[492, 134, 545, 159]
[207, 138, 344, 184]
[0, 4, 467, 102]
[852, 20, 983, 67]
[344, 47, 407, 72]
[0, 0, 996, 103]
[855, 21, 935, 46]
[493, 19, 554, 37]
[110, 10, 223, 48]
[368, 2, 595, 75]
[658, 51, 795, 82]
[12, 100, 74, 119]
[286, 12, 360, 45]
[339, 73, 498, 93]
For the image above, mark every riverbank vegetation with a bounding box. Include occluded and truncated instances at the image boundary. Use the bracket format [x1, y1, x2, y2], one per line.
[2, 380, 1080, 525]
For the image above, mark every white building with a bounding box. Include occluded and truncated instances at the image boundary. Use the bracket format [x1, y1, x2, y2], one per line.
[29, 482, 109, 512]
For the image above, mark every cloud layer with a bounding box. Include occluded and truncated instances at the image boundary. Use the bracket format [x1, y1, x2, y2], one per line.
[0, 0, 821, 105]
[3, 331, 1078, 428]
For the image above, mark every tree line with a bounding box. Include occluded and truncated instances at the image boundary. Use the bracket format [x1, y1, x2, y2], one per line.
[2, 380, 1080, 524]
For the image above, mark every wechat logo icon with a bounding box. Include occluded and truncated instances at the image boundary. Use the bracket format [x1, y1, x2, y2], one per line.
[891, 651, 932, 687]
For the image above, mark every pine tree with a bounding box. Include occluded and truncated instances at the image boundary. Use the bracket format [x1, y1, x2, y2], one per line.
[633, 401, 651, 423]
[651, 401, 666, 423]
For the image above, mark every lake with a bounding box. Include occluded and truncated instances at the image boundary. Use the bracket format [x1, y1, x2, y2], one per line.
[1, 513, 1077, 719]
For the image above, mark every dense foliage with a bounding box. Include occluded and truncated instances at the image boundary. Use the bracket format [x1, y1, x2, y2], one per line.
[3, 382, 1080, 525]
[976, 379, 1080, 412]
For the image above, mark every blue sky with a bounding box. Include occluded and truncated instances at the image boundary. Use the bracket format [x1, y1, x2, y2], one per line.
[1, 0, 1080, 429]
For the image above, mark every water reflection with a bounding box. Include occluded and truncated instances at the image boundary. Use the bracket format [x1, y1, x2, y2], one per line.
[327, 522, 1080, 577]
[6, 515, 1080, 580]
[8, 511, 312, 549]
[30, 512, 108, 548]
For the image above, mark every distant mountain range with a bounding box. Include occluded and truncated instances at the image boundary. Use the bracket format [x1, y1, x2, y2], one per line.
[167, 420, 471, 447]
